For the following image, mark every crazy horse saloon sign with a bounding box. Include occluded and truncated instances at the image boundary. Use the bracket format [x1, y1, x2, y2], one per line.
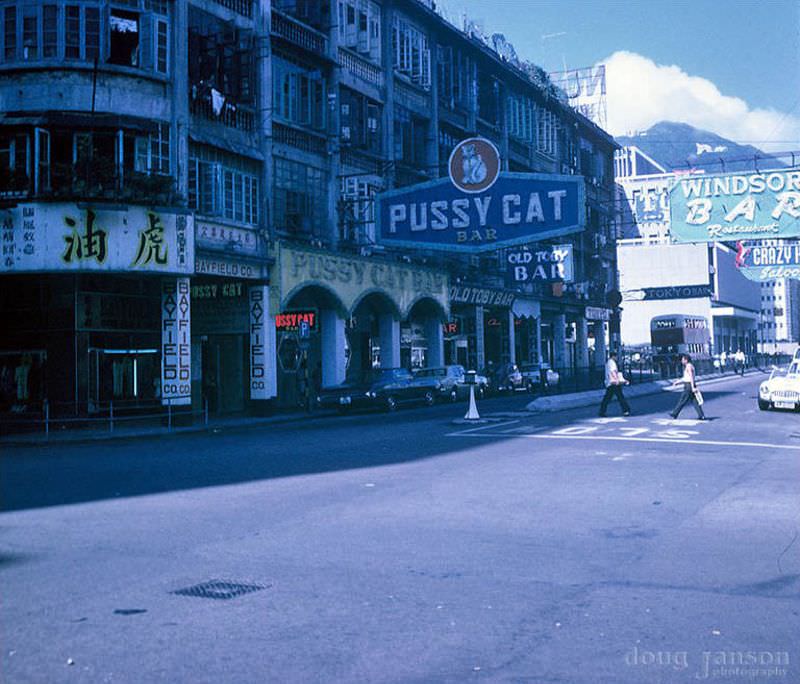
[668, 168, 800, 243]
[376, 138, 585, 253]
[735, 239, 800, 281]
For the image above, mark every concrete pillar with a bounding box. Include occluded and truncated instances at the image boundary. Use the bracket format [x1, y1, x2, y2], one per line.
[594, 321, 607, 367]
[475, 305, 485, 370]
[576, 318, 590, 369]
[257, 0, 273, 241]
[535, 317, 543, 364]
[379, 313, 400, 368]
[507, 310, 516, 364]
[172, 0, 189, 199]
[327, 0, 341, 246]
[424, 317, 444, 367]
[553, 313, 567, 370]
[321, 308, 346, 386]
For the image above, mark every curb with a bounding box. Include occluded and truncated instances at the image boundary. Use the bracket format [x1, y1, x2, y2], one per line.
[525, 369, 764, 413]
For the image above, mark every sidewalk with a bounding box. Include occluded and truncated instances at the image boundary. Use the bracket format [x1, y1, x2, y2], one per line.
[526, 367, 765, 413]
[0, 406, 330, 447]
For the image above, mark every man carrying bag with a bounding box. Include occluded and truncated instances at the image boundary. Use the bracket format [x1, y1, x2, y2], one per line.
[669, 353, 706, 420]
[599, 351, 631, 417]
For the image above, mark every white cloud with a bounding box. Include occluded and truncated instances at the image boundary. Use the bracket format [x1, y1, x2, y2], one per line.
[601, 51, 800, 152]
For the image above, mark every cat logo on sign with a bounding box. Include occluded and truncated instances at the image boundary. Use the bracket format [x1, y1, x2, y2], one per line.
[448, 138, 501, 194]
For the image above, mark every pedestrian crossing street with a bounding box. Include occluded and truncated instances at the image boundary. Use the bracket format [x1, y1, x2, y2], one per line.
[447, 414, 800, 452]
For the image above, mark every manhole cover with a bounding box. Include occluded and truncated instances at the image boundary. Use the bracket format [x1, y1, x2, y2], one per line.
[171, 580, 267, 600]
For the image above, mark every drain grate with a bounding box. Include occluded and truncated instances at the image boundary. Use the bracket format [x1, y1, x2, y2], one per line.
[171, 580, 267, 600]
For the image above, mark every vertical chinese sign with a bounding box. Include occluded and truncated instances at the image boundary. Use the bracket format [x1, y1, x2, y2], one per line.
[161, 278, 192, 406]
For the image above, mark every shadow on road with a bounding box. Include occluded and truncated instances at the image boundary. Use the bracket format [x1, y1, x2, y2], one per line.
[0, 380, 754, 513]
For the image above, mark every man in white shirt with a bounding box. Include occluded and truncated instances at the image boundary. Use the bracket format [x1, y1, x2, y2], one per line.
[598, 351, 631, 417]
[734, 349, 745, 376]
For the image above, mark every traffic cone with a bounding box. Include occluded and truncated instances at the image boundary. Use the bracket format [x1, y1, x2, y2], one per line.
[464, 384, 480, 420]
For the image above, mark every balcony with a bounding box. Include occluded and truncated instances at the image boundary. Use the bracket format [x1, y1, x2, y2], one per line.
[438, 101, 469, 130]
[190, 92, 257, 133]
[9, 162, 181, 205]
[271, 9, 329, 60]
[211, 0, 254, 18]
[339, 47, 384, 88]
[394, 78, 429, 115]
[273, 122, 327, 156]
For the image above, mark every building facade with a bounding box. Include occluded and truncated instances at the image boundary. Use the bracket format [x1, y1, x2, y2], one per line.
[0, 0, 618, 419]
[615, 146, 761, 355]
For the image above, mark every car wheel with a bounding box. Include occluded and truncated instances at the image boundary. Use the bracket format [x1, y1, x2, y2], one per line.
[477, 385, 486, 399]
[423, 391, 435, 407]
[337, 405, 349, 415]
[449, 389, 458, 403]
[758, 399, 769, 411]
[385, 396, 397, 412]
[526, 381, 536, 394]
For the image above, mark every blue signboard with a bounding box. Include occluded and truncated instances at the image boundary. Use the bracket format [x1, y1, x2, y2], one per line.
[669, 169, 800, 243]
[735, 240, 800, 280]
[376, 173, 585, 254]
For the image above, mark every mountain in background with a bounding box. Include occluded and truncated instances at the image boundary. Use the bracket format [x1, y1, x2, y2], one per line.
[615, 121, 785, 173]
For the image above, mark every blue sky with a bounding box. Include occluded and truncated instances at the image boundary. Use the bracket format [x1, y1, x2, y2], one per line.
[435, 0, 800, 150]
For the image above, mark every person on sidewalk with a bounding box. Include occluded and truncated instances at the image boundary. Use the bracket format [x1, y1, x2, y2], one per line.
[670, 353, 706, 420]
[734, 349, 746, 375]
[599, 351, 631, 417]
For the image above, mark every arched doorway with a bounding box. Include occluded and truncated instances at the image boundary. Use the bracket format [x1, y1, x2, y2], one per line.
[280, 284, 346, 407]
[404, 297, 448, 369]
[349, 291, 401, 380]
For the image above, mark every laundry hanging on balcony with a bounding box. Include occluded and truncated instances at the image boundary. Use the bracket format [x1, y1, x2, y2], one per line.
[211, 88, 225, 117]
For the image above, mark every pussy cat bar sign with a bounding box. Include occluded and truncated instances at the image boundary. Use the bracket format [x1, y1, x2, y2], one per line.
[376, 138, 585, 253]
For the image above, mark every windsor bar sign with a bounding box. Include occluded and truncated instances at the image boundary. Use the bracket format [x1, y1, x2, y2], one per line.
[669, 169, 800, 243]
[376, 139, 585, 254]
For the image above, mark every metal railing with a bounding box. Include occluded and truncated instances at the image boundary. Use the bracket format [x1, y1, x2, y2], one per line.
[1, 398, 209, 438]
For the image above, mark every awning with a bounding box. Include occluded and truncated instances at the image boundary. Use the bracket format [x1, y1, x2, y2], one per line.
[0, 111, 159, 132]
[711, 306, 759, 321]
[512, 298, 541, 319]
[189, 128, 264, 161]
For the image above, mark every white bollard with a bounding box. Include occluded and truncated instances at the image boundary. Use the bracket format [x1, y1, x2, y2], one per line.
[464, 383, 481, 421]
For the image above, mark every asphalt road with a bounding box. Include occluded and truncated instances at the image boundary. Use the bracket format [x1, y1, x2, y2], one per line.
[1, 373, 799, 683]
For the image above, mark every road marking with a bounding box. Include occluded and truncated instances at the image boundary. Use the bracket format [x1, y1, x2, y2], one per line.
[448, 432, 800, 451]
[446, 420, 519, 436]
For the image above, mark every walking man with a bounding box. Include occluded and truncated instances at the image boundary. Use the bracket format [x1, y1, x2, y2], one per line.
[599, 351, 631, 417]
[734, 348, 746, 375]
[670, 353, 706, 420]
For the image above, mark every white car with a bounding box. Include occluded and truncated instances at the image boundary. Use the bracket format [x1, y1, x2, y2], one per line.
[759, 361, 800, 411]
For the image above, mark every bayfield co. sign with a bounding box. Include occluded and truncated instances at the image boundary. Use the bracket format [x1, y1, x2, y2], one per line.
[376, 138, 585, 253]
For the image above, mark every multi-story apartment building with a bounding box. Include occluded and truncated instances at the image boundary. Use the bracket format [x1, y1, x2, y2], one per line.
[0, 0, 618, 419]
[759, 276, 800, 353]
[615, 146, 762, 355]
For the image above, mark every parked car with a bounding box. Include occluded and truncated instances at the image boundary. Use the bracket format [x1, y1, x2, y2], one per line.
[413, 365, 489, 402]
[758, 361, 800, 411]
[487, 362, 524, 393]
[316, 367, 439, 413]
[519, 362, 561, 393]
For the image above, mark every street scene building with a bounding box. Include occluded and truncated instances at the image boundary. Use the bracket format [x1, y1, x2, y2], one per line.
[0, 0, 618, 419]
[614, 145, 762, 359]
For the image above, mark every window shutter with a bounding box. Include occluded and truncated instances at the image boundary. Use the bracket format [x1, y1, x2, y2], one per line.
[139, 12, 153, 70]
[155, 17, 168, 74]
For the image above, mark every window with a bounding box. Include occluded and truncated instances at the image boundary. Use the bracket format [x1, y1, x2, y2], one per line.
[22, 9, 38, 60]
[188, 144, 259, 225]
[42, 5, 58, 57]
[507, 94, 536, 143]
[340, 177, 379, 243]
[85, 6, 99, 60]
[392, 15, 430, 88]
[338, 0, 381, 64]
[273, 157, 327, 236]
[156, 18, 167, 72]
[64, 5, 79, 58]
[109, 9, 139, 66]
[339, 87, 381, 154]
[133, 124, 170, 175]
[537, 106, 557, 157]
[273, 56, 326, 130]
[4, 6, 16, 61]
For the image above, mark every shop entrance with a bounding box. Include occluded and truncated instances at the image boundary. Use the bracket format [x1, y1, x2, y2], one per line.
[201, 335, 246, 414]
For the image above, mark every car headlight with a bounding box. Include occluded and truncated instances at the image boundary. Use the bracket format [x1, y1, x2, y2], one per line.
[366, 391, 376, 398]
[759, 383, 770, 396]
